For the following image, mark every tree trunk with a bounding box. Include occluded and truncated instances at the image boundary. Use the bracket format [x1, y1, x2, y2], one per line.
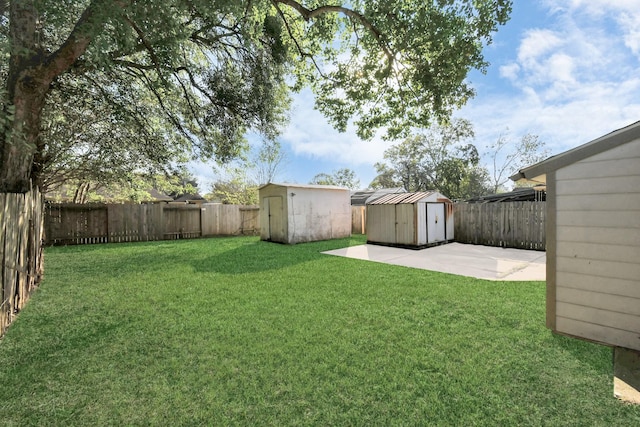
[0, 0, 104, 193]
[0, 78, 49, 193]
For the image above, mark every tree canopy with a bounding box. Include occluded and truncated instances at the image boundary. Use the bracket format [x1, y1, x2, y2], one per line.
[0, 0, 512, 192]
[310, 168, 360, 189]
[370, 119, 490, 200]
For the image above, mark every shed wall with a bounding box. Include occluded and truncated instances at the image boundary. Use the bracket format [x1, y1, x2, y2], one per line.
[553, 138, 640, 351]
[395, 204, 416, 245]
[366, 205, 396, 243]
[286, 187, 351, 244]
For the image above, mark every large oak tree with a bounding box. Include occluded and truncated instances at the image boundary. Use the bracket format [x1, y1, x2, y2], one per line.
[0, 0, 512, 193]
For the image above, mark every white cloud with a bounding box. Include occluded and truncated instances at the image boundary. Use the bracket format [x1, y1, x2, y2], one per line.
[619, 13, 640, 56]
[517, 29, 564, 68]
[499, 63, 520, 81]
[542, 0, 640, 59]
[281, 89, 393, 166]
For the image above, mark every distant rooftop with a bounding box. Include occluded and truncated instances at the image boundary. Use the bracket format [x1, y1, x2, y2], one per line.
[464, 187, 546, 203]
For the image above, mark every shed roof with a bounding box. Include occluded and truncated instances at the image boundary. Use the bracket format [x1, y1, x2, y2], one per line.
[510, 120, 640, 184]
[368, 191, 440, 205]
[350, 187, 406, 205]
[258, 182, 348, 191]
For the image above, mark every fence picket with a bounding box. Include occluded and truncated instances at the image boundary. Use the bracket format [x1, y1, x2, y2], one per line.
[0, 189, 44, 336]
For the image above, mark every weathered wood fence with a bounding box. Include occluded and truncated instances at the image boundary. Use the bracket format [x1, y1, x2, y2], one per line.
[45, 203, 260, 245]
[1, 189, 44, 335]
[351, 206, 366, 234]
[454, 202, 546, 250]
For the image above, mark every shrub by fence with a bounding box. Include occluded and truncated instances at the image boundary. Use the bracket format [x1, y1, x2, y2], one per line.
[45, 203, 259, 245]
[454, 202, 546, 250]
[0, 188, 44, 335]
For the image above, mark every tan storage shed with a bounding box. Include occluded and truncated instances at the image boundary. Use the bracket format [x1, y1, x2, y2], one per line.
[511, 121, 640, 353]
[511, 121, 640, 403]
[366, 191, 454, 248]
[259, 183, 351, 244]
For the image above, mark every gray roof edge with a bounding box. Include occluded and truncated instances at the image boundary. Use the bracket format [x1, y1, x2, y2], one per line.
[510, 120, 640, 181]
[258, 182, 348, 191]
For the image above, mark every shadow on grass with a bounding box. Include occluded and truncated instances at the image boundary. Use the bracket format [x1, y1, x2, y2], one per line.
[551, 332, 613, 373]
[190, 236, 365, 275]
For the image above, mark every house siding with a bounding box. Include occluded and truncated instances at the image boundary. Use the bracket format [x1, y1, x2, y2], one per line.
[554, 138, 640, 351]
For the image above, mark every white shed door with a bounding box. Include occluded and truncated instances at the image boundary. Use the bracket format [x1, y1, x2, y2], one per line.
[426, 203, 446, 243]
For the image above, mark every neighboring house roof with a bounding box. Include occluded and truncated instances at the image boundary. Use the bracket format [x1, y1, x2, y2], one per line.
[368, 191, 449, 205]
[147, 188, 174, 202]
[510, 120, 640, 184]
[350, 188, 406, 205]
[172, 193, 206, 202]
[464, 187, 546, 203]
[258, 182, 348, 191]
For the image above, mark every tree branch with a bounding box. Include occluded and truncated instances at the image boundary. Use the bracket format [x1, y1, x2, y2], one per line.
[42, 1, 122, 84]
[272, 0, 394, 64]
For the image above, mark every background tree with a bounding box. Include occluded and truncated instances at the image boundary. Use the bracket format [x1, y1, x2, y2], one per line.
[207, 139, 288, 203]
[250, 140, 288, 185]
[370, 119, 491, 199]
[369, 165, 398, 190]
[486, 132, 549, 193]
[208, 166, 258, 205]
[310, 168, 361, 190]
[46, 168, 198, 203]
[1, 0, 512, 192]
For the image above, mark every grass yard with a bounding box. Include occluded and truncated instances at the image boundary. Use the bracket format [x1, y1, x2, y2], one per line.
[0, 236, 639, 425]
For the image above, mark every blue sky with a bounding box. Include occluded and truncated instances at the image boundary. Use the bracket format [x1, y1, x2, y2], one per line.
[190, 0, 640, 192]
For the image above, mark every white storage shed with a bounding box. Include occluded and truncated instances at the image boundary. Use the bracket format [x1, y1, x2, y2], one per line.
[366, 191, 454, 248]
[259, 183, 351, 244]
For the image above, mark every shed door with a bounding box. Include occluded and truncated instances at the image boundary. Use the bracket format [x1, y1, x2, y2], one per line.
[426, 203, 446, 243]
[265, 196, 284, 242]
[395, 204, 415, 245]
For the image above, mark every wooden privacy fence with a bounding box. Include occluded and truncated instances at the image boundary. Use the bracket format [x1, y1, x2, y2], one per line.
[454, 202, 546, 250]
[45, 203, 260, 245]
[1, 188, 44, 335]
[351, 206, 366, 234]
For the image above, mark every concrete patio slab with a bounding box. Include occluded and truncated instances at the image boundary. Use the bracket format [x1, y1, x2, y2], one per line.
[322, 242, 546, 281]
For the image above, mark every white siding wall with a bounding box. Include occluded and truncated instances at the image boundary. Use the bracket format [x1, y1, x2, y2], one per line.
[554, 138, 640, 351]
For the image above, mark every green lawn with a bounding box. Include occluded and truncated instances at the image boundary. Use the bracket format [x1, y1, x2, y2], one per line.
[0, 236, 638, 426]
